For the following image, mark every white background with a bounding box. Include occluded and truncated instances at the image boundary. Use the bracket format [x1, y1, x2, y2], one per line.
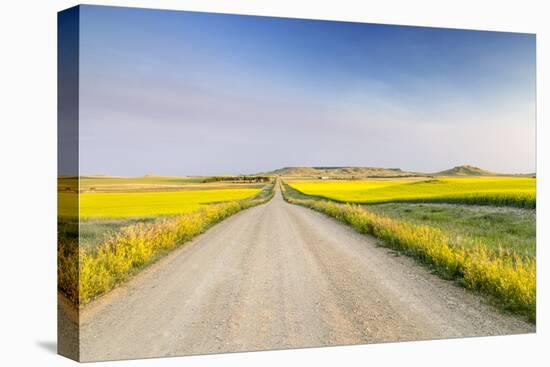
[0, 0, 547, 365]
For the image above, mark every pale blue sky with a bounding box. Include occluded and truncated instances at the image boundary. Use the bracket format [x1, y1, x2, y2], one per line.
[77, 5, 536, 175]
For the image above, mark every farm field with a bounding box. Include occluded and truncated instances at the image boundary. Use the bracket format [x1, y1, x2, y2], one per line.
[58, 177, 271, 251]
[58, 176, 275, 304]
[58, 175, 266, 216]
[58, 175, 205, 194]
[281, 179, 536, 321]
[80, 175, 206, 189]
[78, 188, 261, 218]
[287, 177, 536, 208]
[78, 183, 534, 361]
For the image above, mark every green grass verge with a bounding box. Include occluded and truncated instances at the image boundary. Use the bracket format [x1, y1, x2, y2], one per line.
[367, 203, 535, 258]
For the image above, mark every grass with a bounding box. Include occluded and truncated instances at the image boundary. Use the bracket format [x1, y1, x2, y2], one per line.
[287, 177, 536, 209]
[367, 203, 535, 257]
[281, 182, 536, 322]
[58, 183, 275, 306]
[76, 217, 158, 251]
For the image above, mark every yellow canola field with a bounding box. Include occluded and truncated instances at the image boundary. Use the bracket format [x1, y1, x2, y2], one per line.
[288, 177, 535, 208]
[70, 188, 261, 218]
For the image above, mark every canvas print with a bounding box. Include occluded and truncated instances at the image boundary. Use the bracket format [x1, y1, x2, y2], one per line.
[58, 5, 536, 362]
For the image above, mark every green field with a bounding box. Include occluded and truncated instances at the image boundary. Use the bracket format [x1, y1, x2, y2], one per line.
[287, 177, 535, 208]
[367, 203, 536, 257]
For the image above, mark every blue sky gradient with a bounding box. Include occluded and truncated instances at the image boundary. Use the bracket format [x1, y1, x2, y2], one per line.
[78, 5, 536, 175]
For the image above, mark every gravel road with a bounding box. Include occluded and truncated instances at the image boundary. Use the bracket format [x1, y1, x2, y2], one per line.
[78, 187, 534, 362]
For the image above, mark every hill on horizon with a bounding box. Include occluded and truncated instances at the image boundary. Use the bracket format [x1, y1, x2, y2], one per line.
[261, 165, 530, 178]
[261, 166, 420, 178]
[432, 165, 497, 176]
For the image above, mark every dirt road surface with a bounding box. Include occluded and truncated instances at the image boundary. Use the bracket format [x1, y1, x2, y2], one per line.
[78, 187, 533, 361]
